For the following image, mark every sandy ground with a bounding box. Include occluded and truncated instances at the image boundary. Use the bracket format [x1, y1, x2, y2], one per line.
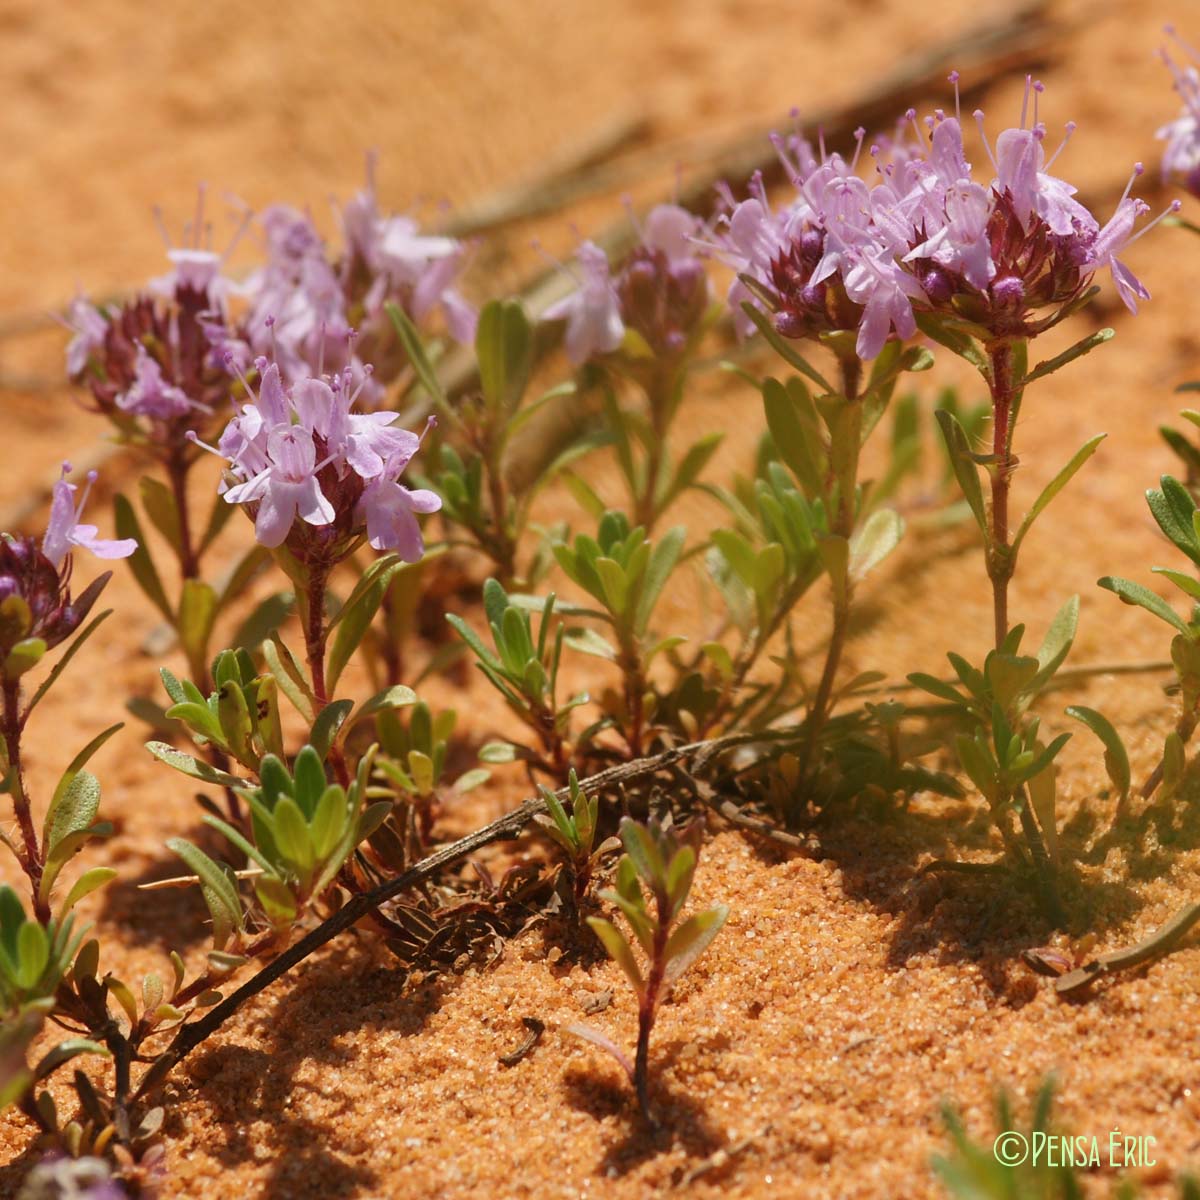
[3, 0, 1200, 1195]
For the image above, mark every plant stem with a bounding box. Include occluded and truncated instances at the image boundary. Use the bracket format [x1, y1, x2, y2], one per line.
[166, 449, 199, 582]
[635, 371, 673, 534]
[1014, 786, 1065, 928]
[619, 637, 647, 758]
[986, 340, 1019, 650]
[302, 564, 351, 788]
[799, 356, 862, 777]
[635, 912, 669, 1126]
[483, 437, 518, 587]
[2, 679, 46, 919]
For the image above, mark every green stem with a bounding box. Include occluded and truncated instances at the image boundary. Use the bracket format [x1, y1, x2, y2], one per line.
[1014, 786, 1065, 929]
[799, 356, 863, 776]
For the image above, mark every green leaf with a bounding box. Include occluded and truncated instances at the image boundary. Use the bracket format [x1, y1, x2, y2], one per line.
[273, 796, 315, 873]
[634, 526, 685, 637]
[1098, 576, 1191, 635]
[354, 685, 419, 726]
[292, 745, 327, 817]
[201, 814, 277, 876]
[179, 580, 218, 676]
[1011, 435, 1106, 555]
[386, 302, 447, 409]
[848, 508, 904, 582]
[165, 838, 242, 950]
[1066, 705, 1131, 798]
[23, 609, 112, 720]
[663, 904, 729, 985]
[1146, 475, 1200, 567]
[661, 434, 723, 506]
[33, 1038, 109, 1082]
[199, 487, 237, 555]
[327, 560, 404, 691]
[934, 409, 988, 536]
[310, 700, 354, 761]
[310, 786, 349, 860]
[3, 638, 45, 679]
[43, 723, 121, 848]
[619, 822, 666, 890]
[739, 303, 832, 392]
[1152, 566, 1200, 602]
[563, 627, 617, 661]
[114, 495, 172, 621]
[44, 771, 100, 861]
[14, 922, 49, 990]
[233, 591, 294, 652]
[145, 742, 246, 789]
[217, 544, 272, 613]
[138, 476, 183, 555]
[1022, 328, 1114, 386]
[586, 916, 643, 996]
[476, 299, 532, 416]
[262, 636, 316, 722]
[479, 741, 517, 763]
[1028, 595, 1079, 694]
[56, 868, 117, 918]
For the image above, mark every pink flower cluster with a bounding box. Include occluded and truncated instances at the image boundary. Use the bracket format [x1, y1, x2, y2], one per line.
[717, 77, 1173, 359]
[1159, 27, 1200, 198]
[195, 357, 440, 562]
[66, 164, 477, 421]
[231, 161, 476, 393]
[544, 205, 710, 364]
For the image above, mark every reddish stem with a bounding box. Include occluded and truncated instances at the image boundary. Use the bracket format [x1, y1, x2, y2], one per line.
[2, 679, 46, 920]
[987, 341, 1017, 651]
[167, 449, 200, 582]
[303, 565, 351, 788]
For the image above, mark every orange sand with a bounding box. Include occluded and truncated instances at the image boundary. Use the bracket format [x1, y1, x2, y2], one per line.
[3, 0, 1200, 1196]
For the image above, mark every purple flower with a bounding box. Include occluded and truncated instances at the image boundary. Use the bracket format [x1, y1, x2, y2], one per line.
[42, 466, 137, 568]
[114, 347, 198, 420]
[338, 161, 477, 346]
[64, 297, 107, 379]
[195, 355, 439, 562]
[842, 250, 923, 359]
[1159, 29, 1200, 197]
[224, 425, 336, 549]
[358, 464, 442, 562]
[719, 73, 1169, 357]
[542, 241, 625, 364]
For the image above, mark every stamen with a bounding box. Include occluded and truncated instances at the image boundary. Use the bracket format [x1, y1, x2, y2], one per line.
[974, 110, 999, 172]
[1125, 198, 1183, 248]
[1020, 75, 1033, 129]
[849, 126, 866, 172]
[949, 70, 961, 122]
[1120, 162, 1146, 207]
[185, 430, 225, 458]
[1044, 121, 1077, 170]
